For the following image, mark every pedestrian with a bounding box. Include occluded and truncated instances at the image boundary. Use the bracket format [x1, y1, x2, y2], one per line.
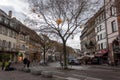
[1, 59, 5, 70]
[5, 59, 15, 71]
[23, 58, 28, 68]
[27, 59, 30, 68]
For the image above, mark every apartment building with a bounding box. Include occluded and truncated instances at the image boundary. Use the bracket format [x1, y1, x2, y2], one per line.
[85, 17, 96, 55]
[80, 25, 88, 55]
[94, 7, 108, 64]
[80, 17, 96, 64]
[29, 31, 41, 62]
[104, 0, 119, 65]
[0, 10, 19, 62]
[0, 9, 42, 62]
[80, 0, 120, 65]
[17, 20, 41, 62]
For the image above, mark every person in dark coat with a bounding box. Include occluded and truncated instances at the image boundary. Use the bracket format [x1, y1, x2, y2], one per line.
[27, 59, 30, 68]
[23, 58, 28, 68]
[5, 60, 15, 71]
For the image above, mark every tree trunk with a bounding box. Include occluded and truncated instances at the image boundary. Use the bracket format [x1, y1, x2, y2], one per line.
[63, 41, 68, 69]
[43, 48, 46, 64]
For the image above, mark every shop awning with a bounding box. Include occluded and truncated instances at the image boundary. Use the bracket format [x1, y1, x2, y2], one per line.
[95, 49, 108, 57]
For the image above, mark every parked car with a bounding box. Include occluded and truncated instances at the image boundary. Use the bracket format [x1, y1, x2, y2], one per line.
[68, 59, 81, 65]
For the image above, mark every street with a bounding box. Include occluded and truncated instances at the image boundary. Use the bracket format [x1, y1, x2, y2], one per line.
[0, 62, 120, 80]
[0, 0, 120, 80]
[49, 62, 120, 80]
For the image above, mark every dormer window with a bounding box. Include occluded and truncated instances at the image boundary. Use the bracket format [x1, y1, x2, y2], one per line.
[4, 19, 9, 25]
[10, 21, 14, 28]
[0, 16, 4, 23]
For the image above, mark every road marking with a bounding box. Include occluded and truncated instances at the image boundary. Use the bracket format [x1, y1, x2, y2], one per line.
[72, 74, 86, 77]
[72, 74, 102, 80]
[85, 77, 102, 80]
[53, 75, 67, 80]
[66, 77, 80, 80]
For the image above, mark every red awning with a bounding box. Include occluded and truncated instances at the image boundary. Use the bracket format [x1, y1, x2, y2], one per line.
[95, 49, 108, 57]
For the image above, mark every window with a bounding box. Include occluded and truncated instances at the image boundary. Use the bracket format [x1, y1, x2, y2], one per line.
[22, 45, 25, 50]
[100, 34, 102, 40]
[8, 42, 11, 48]
[2, 27, 5, 35]
[0, 17, 4, 23]
[110, 6, 116, 16]
[5, 41, 8, 48]
[4, 19, 9, 25]
[97, 35, 99, 41]
[10, 21, 14, 28]
[99, 25, 102, 31]
[14, 32, 16, 39]
[2, 40, 6, 47]
[103, 32, 106, 39]
[97, 27, 99, 32]
[111, 20, 117, 32]
[13, 43, 16, 49]
[101, 13, 105, 20]
[5, 40, 8, 48]
[4, 28, 8, 36]
[98, 44, 100, 50]
[103, 42, 107, 49]
[101, 43, 103, 49]
[0, 26, 2, 34]
[101, 25, 104, 30]
[97, 25, 102, 32]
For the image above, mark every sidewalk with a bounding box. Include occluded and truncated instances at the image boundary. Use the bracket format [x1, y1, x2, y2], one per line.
[90, 64, 120, 71]
[48, 62, 90, 70]
[48, 62, 120, 71]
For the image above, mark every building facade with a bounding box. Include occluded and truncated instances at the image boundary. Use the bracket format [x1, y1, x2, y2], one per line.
[0, 9, 42, 62]
[104, 0, 119, 65]
[94, 7, 108, 64]
[80, 0, 120, 65]
[0, 10, 19, 62]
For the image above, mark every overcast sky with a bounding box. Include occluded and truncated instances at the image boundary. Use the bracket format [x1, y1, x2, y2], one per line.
[0, 0, 103, 49]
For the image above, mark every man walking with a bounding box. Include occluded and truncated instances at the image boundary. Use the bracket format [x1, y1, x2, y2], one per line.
[23, 58, 28, 68]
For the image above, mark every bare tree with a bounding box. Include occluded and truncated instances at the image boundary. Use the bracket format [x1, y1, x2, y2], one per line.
[28, 0, 100, 69]
[39, 34, 54, 65]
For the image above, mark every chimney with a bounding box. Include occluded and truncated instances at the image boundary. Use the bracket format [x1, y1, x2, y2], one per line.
[8, 10, 12, 18]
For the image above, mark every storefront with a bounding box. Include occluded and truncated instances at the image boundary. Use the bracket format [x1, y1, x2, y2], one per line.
[0, 51, 18, 62]
[112, 39, 120, 66]
[94, 49, 108, 64]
